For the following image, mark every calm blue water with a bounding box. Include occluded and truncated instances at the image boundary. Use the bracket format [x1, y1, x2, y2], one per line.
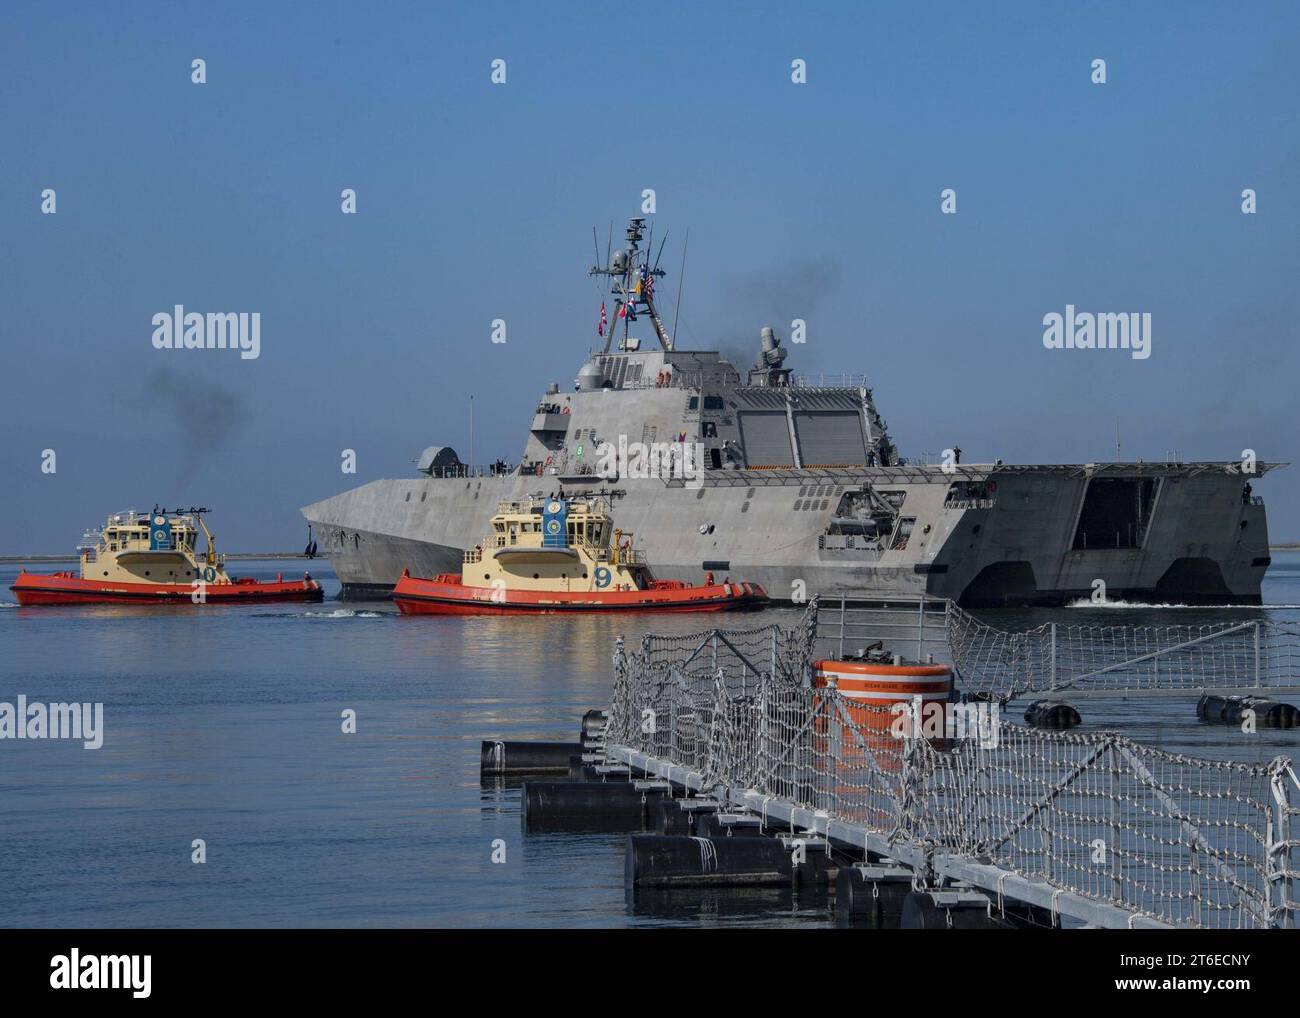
[2, 554, 1299, 928]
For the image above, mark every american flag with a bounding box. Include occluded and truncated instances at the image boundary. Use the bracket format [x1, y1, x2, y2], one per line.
[598, 301, 606, 336]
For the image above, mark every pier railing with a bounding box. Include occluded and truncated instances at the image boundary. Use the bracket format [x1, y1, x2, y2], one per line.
[945, 606, 1300, 700]
[607, 614, 1299, 929]
[811, 595, 950, 665]
[805, 595, 1300, 701]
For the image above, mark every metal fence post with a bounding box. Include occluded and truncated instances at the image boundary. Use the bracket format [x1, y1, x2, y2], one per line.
[1270, 764, 1295, 929]
[1255, 622, 1262, 686]
[838, 596, 846, 658]
[917, 597, 925, 662]
[1049, 623, 1058, 692]
[1108, 738, 1122, 906]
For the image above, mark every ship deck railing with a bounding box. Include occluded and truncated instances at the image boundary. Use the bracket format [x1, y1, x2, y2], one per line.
[425, 463, 516, 479]
[604, 613, 1300, 929]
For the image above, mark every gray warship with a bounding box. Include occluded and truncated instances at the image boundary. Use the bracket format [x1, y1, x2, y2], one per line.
[303, 217, 1277, 605]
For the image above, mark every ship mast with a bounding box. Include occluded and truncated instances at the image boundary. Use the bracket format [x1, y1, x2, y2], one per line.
[588, 217, 672, 352]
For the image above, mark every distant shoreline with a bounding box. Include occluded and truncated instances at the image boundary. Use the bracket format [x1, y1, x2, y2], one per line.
[0, 553, 314, 564]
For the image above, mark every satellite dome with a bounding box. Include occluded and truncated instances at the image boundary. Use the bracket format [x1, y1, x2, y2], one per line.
[576, 360, 606, 391]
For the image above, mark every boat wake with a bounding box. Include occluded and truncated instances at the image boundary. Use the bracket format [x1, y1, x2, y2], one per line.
[250, 607, 389, 619]
[0, 601, 17, 609]
[300, 608, 388, 619]
[1066, 598, 1300, 610]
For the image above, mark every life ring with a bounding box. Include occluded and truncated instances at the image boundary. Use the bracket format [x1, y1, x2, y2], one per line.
[545, 455, 554, 466]
[561, 405, 570, 414]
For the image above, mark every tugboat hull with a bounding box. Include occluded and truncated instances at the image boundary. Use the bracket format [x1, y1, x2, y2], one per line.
[10, 571, 324, 605]
[392, 574, 767, 615]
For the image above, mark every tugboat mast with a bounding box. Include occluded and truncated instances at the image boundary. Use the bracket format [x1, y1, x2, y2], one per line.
[588, 217, 672, 352]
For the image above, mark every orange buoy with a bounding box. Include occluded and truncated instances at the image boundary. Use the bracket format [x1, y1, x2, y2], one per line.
[812, 658, 953, 778]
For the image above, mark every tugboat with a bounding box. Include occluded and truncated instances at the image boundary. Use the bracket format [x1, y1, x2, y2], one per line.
[393, 495, 768, 614]
[10, 507, 324, 605]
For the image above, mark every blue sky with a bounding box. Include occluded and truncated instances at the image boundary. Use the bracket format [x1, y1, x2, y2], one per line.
[2, 0, 1298, 553]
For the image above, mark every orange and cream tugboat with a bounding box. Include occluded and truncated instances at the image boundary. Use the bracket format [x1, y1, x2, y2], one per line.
[393, 495, 768, 614]
[10, 507, 324, 606]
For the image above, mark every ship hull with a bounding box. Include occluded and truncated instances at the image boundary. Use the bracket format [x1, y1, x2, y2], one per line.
[303, 463, 1273, 607]
[10, 572, 325, 605]
[392, 574, 767, 614]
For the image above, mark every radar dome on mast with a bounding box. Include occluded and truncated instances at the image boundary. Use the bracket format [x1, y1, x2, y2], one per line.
[576, 359, 606, 391]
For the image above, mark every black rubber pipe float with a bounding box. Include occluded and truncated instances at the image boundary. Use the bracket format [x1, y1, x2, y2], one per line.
[900, 890, 1012, 929]
[625, 833, 795, 888]
[522, 780, 665, 832]
[781, 836, 838, 887]
[579, 709, 608, 740]
[1198, 694, 1299, 728]
[480, 740, 583, 774]
[835, 864, 912, 927]
[1023, 701, 1082, 730]
[1196, 694, 1233, 723]
[567, 755, 612, 781]
[654, 798, 694, 836]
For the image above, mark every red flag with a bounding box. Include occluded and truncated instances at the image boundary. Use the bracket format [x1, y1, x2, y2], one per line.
[618, 301, 628, 319]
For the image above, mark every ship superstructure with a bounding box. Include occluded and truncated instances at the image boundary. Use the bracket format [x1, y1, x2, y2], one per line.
[303, 217, 1278, 606]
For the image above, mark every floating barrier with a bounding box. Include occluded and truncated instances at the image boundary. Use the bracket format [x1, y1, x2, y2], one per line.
[1197, 694, 1300, 728]
[512, 607, 1300, 929]
[1023, 701, 1082, 730]
[835, 863, 914, 927]
[653, 797, 719, 836]
[480, 740, 583, 774]
[625, 831, 838, 889]
[580, 709, 608, 740]
[626, 833, 791, 888]
[521, 779, 666, 832]
[900, 890, 1010, 930]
